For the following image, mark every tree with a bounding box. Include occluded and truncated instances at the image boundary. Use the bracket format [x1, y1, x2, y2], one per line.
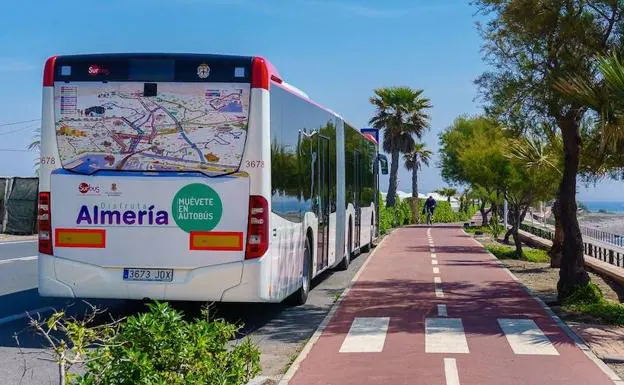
[369, 87, 432, 207]
[403, 142, 432, 199]
[28, 130, 40, 175]
[506, 136, 560, 257]
[435, 187, 458, 203]
[556, 53, 624, 172]
[439, 116, 508, 225]
[473, 0, 624, 299]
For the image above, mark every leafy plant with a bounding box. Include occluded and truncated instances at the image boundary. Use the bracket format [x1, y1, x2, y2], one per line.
[488, 218, 505, 240]
[32, 302, 261, 385]
[485, 243, 549, 263]
[562, 283, 624, 325]
[75, 302, 261, 385]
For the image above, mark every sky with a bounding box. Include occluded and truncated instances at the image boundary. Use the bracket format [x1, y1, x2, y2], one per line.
[0, 0, 620, 201]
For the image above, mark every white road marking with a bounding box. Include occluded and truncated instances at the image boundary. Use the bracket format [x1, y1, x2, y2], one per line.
[444, 358, 461, 385]
[498, 319, 559, 355]
[431, 247, 436, 253]
[435, 286, 444, 298]
[432, 259, 438, 265]
[0, 255, 38, 264]
[431, 253, 437, 259]
[434, 276, 442, 284]
[426, 318, 469, 353]
[0, 306, 55, 326]
[433, 267, 440, 274]
[438, 304, 448, 317]
[339, 317, 390, 353]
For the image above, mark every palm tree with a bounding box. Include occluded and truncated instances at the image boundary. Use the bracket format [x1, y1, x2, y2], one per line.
[403, 142, 432, 199]
[555, 53, 624, 150]
[435, 187, 457, 203]
[369, 87, 432, 207]
[28, 131, 41, 175]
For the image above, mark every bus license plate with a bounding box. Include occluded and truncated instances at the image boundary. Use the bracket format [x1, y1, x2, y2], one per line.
[123, 268, 173, 282]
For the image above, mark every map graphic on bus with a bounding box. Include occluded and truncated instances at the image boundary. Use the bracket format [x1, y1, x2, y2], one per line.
[53, 82, 250, 175]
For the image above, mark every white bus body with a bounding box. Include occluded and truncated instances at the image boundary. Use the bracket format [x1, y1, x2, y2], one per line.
[38, 54, 380, 304]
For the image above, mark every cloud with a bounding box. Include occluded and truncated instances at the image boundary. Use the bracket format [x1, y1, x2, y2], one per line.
[0, 58, 36, 72]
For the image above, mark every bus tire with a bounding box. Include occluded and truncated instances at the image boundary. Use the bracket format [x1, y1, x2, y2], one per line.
[337, 219, 352, 271]
[361, 216, 373, 253]
[288, 236, 312, 306]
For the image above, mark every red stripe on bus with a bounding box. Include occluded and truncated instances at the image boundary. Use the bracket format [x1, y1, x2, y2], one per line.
[43, 56, 58, 86]
[55, 228, 106, 248]
[189, 231, 244, 251]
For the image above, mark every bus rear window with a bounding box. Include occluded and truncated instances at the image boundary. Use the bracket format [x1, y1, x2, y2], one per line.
[53, 82, 250, 176]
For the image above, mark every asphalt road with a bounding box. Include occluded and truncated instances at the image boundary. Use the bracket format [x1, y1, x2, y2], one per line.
[0, 239, 371, 384]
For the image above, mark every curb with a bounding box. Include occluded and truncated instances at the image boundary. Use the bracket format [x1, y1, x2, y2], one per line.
[464, 230, 624, 385]
[277, 232, 391, 385]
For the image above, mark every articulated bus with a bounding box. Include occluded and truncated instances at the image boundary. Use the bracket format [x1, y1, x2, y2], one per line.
[37, 53, 387, 304]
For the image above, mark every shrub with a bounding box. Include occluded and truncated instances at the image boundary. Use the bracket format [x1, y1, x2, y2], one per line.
[485, 243, 549, 263]
[489, 220, 505, 239]
[562, 283, 624, 325]
[75, 302, 261, 385]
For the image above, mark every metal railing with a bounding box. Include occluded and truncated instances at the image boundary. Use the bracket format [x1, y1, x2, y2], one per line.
[520, 223, 624, 268]
[579, 225, 624, 248]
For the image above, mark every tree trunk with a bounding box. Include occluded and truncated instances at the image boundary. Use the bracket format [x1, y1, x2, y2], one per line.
[386, 150, 400, 207]
[412, 168, 419, 222]
[503, 228, 513, 244]
[549, 198, 564, 268]
[512, 222, 523, 258]
[479, 200, 489, 226]
[557, 118, 589, 300]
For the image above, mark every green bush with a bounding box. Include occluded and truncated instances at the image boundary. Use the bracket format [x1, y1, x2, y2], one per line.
[76, 302, 261, 385]
[378, 194, 478, 234]
[485, 243, 550, 263]
[562, 283, 624, 325]
[562, 283, 603, 306]
[464, 226, 491, 235]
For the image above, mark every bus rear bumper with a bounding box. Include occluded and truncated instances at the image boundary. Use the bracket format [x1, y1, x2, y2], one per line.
[37, 254, 271, 302]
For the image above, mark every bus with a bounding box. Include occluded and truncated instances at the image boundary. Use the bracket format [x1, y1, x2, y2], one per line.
[37, 53, 387, 304]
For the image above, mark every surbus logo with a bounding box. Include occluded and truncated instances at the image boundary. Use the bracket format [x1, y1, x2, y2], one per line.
[78, 182, 100, 194]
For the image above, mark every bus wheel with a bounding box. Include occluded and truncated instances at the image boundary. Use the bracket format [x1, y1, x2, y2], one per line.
[337, 222, 352, 271]
[288, 236, 312, 306]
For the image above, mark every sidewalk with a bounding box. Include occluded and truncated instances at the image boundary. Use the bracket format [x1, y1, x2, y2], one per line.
[282, 226, 620, 385]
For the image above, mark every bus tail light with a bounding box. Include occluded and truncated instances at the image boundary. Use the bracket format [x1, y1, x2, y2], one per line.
[245, 195, 268, 259]
[38, 192, 53, 254]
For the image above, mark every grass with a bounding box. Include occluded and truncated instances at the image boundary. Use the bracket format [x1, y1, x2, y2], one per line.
[464, 225, 491, 235]
[485, 243, 550, 263]
[562, 283, 624, 325]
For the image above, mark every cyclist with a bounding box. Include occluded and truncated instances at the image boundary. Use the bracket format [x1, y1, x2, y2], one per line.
[422, 195, 437, 225]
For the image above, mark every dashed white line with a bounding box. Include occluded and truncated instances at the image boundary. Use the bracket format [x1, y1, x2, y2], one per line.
[438, 304, 448, 317]
[444, 358, 461, 385]
[432, 259, 438, 265]
[435, 287, 444, 298]
[498, 319, 559, 355]
[426, 318, 469, 353]
[431, 253, 437, 259]
[433, 267, 440, 274]
[434, 276, 442, 284]
[339, 317, 390, 353]
[431, 247, 436, 253]
[0, 255, 38, 264]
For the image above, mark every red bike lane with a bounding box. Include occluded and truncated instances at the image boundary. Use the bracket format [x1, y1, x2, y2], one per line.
[283, 226, 618, 385]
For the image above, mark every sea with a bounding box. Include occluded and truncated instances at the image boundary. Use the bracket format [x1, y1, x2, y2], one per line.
[583, 201, 624, 214]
